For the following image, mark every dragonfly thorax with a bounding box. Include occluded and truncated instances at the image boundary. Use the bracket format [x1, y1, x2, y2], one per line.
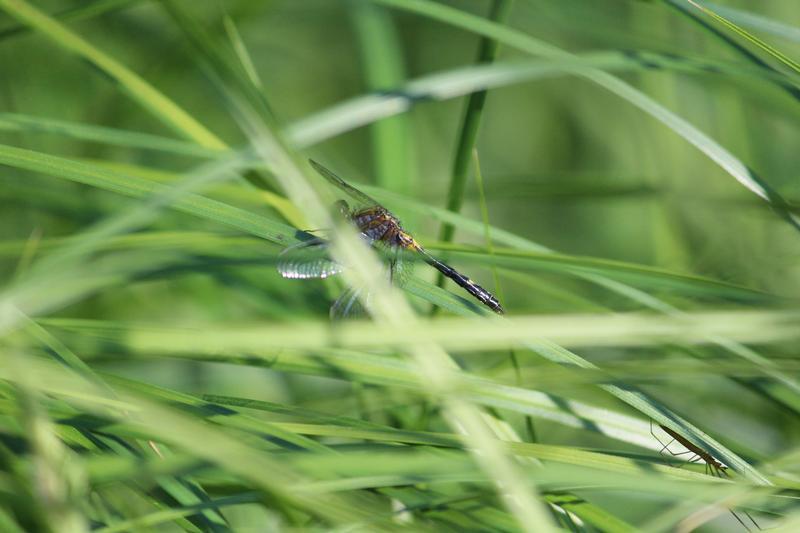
[350, 206, 419, 250]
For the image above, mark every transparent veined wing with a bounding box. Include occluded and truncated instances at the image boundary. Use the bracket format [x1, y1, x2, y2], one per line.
[330, 287, 369, 320]
[328, 249, 414, 320]
[277, 238, 344, 279]
[309, 159, 379, 208]
[383, 245, 415, 287]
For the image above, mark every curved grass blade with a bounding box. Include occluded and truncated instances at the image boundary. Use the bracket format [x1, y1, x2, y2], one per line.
[0, 0, 138, 41]
[0, 0, 226, 149]
[94, 493, 261, 533]
[296, 0, 800, 233]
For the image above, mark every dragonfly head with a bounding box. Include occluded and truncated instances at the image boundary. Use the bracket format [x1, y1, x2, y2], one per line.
[331, 199, 350, 220]
[394, 230, 419, 250]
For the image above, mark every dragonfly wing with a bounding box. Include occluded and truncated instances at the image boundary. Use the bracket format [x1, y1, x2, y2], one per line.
[277, 239, 344, 279]
[309, 159, 380, 207]
[388, 246, 415, 288]
[330, 287, 369, 320]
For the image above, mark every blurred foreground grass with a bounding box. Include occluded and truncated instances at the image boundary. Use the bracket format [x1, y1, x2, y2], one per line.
[0, 0, 799, 531]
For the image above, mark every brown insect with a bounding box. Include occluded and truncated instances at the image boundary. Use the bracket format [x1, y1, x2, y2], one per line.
[651, 422, 760, 531]
[278, 160, 504, 317]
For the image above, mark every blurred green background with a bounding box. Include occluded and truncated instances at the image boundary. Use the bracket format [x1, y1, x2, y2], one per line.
[0, 0, 799, 531]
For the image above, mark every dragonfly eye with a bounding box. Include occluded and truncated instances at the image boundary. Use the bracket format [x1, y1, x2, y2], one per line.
[331, 200, 350, 220]
[395, 232, 414, 248]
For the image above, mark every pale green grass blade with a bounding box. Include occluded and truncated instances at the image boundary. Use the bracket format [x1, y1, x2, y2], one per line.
[351, 1, 415, 195]
[38, 309, 797, 354]
[38, 318, 683, 451]
[104, 374, 333, 454]
[159, 0, 275, 125]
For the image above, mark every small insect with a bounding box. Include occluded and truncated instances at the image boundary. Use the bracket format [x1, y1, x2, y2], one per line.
[277, 159, 504, 318]
[650, 422, 760, 531]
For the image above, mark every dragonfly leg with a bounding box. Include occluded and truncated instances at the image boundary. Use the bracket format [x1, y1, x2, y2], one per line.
[388, 247, 400, 285]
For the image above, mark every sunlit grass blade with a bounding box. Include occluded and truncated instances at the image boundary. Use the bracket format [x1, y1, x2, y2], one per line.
[36, 318, 693, 451]
[37, 309, 798, 353]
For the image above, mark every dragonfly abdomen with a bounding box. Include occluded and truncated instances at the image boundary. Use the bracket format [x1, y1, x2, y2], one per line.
[423, 253, 504, 314]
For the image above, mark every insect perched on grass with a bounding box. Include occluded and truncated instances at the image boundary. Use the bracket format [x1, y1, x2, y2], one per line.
[650, 422, 760, 531]
[277, 159, 504, 318]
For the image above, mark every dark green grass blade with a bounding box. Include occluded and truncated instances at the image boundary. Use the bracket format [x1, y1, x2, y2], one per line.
[436, 0, 513, 247]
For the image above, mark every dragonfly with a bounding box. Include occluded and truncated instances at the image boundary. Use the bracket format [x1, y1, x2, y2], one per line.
[277, 159, 504, 317]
